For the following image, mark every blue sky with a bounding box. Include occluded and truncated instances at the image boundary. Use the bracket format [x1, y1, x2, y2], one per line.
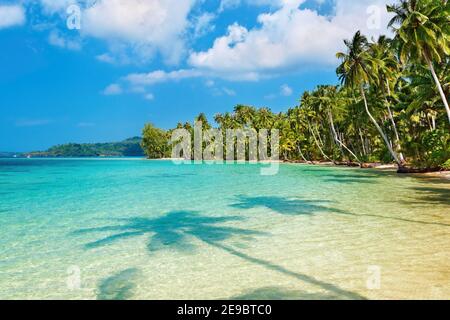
[0, 0, 392, 151]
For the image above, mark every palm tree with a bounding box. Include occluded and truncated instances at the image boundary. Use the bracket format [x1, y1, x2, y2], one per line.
[195, 112, 211, 129]
[234, 105, 256, 127]
[301, 92, 334, 162]
[387, 0, 450, 123]
[255, 107, 275, 130]
[287, 107, 313, 163]
[337, 31, 404, 167]
[370, 36, 406, 162]
[407, 63, 449, 128]
[314, 85, 361, 163]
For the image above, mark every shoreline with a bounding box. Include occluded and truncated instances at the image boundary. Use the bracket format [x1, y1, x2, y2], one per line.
[282, 160, 450, 180]
[4, 156, 449, 180]
[152, 158, 450, 180]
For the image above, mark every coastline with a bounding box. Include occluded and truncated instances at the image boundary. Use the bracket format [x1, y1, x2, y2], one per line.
[282, 160, 450, 180]
[148, 157, 450, 180]
[9, 156, 449, 180]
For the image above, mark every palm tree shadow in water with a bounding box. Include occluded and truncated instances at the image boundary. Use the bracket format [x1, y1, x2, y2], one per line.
[97, 268, 140, 300]
[75, 211, 264, 252]
[75, 210, 366, 300]
[231, 195, 450, 227]
[405, 186, 450, 207]
[229, 286, 342, 300]
[231, 195, 348, 215]
[321, 173, 382, 184]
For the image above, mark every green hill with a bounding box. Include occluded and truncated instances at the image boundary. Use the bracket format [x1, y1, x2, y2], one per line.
[27, 137, 144, 157]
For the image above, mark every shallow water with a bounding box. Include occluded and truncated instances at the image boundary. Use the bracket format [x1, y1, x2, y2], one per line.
[0, 158, 449, 300]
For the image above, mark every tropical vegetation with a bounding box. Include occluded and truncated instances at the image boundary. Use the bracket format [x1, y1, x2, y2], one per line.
[142, 0, 449, 172]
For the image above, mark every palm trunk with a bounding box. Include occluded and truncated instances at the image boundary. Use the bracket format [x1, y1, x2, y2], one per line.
[385, 80, 405, 162]
[297, 145, 311, 164]
[359, 128, 367, 156]
[315, 125, 325, 147]
[360, 86, 403, 167]
[308, 122, 333, 162]
[424, 54, 450, 124]
[386, 105, 405, 162]
[328, 109, 361, 163]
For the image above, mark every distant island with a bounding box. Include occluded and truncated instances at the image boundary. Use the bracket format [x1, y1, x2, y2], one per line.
[4, 137, 145, 158]
[0, 152, 20, 158]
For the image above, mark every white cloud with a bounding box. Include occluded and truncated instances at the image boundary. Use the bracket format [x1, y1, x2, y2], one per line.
[280, 84, 293, 96]
[193, 12, 216, 38]
[96, 0, 396, 90]
[38, 0, 196, 64]
[96, 53, 116, 64]
[0, 5, 26, 29]
[189, 0, 393, 80]
[80, 0, 196, 64]
[144, 93, 155, 101]
[102, 84, 123, 95]
[264, 84, 293, 99]
[211, 87, 237, 97]
[48, 30, 81, 50]
[222, 87, 236, 96]
[218, 0, 241, 12]
[39, 0, 79, 14]
[125, 69, 203, 86]
[219, 0, 283, 12]
[205, 80, 215, 87]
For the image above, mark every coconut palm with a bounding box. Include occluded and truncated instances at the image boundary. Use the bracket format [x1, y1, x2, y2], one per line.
[370, 36, 406, 162]
[336, 31, 405, 167]
[387, 0, 450, 123]
[301, 92, 334, 162]
[407, 63, 449, 127]
[313, 86, 361, 163]
[255, 107, 275, 130]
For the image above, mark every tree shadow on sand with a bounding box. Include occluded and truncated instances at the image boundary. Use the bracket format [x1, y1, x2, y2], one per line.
[75, 210, 366, 300]
[321, 173, 382, 184]
[97, 268, 140, 300]
[403, 186, 450, 207]
[231, 196, 348, 215]
[229, 286, 342, 300]
[231, 195, 450, 227]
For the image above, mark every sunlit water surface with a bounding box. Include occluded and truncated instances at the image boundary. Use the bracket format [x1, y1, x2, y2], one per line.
[0, 158, 449, 300]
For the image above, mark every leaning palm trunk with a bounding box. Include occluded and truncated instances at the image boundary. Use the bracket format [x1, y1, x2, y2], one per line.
[386, 104, 405, 163]
[385, 81, 405, 162]
[358, 128, 367, 156]
[308, 122, 334, 163]
[328, 109, 361, 163]
[424, 55, 450, 124]
[297, 143, 312, 164]
[360, 86, 403, 167]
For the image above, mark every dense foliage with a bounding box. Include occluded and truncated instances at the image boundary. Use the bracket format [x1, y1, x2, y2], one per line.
[27, 137, 144, 157]
[141, 0, 449, 170]
[141, 123, 170, 159]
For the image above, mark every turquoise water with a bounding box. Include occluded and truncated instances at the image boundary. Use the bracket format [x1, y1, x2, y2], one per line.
[0, 158, 449, 300]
